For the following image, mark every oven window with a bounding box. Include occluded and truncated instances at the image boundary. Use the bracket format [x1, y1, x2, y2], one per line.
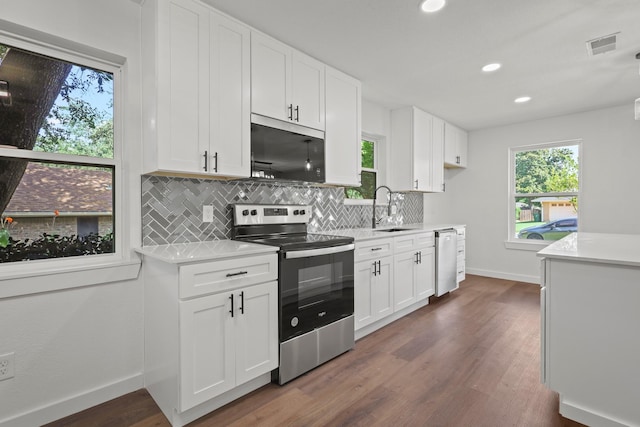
[298, 262, 343, 307]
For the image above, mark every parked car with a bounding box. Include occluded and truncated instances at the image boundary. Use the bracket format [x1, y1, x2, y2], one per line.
[518, 217, 577, 240]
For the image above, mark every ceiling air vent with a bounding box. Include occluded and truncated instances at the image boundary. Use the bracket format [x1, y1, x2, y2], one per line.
[586, 32, 619, 56]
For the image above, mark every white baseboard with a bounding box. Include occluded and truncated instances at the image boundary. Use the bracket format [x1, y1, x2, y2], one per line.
[466, 267, 539, 285]
[0, 374, 144, 427]
[559, 395, 633, 427]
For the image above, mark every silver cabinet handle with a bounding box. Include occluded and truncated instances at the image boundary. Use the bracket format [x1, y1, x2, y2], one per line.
[203, 150, 208, 171]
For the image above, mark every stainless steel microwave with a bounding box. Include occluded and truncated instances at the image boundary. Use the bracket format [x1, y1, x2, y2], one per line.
[250, 114, 325, 183]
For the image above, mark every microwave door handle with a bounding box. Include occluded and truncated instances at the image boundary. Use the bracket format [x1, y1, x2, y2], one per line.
[284, 244, 355, 259]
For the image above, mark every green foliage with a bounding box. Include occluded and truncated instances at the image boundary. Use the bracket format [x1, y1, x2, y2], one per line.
[0, 232, 114, 263]
[344, 170, 376, 200]
[345, 140, 377, 200]
[34, 65, 114, 158]
[361, 140, 375, 168]
[515, 147, 578, 193]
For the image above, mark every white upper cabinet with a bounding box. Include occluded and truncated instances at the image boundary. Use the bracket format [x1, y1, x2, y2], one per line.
[324, 66, 361, 186]
[444, 122, 468, 168]
[431, 116, 445, 192]
[389, 106, 444, 192]
[210, 12, 251, 177]
[251, 32, 325, 131]
[142, 0, 250, 177]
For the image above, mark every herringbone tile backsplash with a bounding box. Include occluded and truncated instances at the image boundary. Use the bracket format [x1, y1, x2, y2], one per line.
[142, 176, 423, 245]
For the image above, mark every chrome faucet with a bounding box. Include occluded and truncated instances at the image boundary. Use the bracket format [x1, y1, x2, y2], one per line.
[372, 185, 394, 229]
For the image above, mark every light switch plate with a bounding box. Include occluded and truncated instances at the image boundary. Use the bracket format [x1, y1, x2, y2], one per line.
[202, 205, 214, 223]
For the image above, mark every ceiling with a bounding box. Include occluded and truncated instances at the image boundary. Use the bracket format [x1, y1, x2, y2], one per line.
[202, 0, 640, 131]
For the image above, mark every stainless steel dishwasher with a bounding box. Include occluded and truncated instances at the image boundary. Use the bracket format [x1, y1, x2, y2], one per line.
[435, 229, 458, 296]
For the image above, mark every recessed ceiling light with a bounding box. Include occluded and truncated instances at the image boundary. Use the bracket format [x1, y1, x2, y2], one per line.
[482, 63, 501, 72]
[420, 0, 446, 13]
[514, 96, 532, 103]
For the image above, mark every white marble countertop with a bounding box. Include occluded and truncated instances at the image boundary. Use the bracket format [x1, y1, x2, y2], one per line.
[137, 223, 465, 263]
[320, 223, 465, 242]
[537, 232, 640, 267]
[136, 240, 278, 264]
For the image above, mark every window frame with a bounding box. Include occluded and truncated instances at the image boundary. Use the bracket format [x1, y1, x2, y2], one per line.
[505, 139, 582, 251]
[0, 29, 139, 298]
[344, 133, 380, 205]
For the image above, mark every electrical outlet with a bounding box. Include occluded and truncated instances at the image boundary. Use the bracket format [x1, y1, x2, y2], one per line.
[0, 352, 15, 381]
[202, 205, 214, 223]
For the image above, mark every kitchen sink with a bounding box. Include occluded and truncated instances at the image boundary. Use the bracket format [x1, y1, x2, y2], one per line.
[373, 227, 415, 232]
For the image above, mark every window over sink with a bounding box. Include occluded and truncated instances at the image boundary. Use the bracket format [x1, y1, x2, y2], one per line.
[508, 140, 581, 248]
[344, 136, 379, 200]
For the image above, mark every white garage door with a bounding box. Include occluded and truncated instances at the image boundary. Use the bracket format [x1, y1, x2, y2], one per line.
[549, 203, 576, 221]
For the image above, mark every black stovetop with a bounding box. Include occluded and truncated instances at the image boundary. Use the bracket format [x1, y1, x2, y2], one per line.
[237, 232, 353, 251]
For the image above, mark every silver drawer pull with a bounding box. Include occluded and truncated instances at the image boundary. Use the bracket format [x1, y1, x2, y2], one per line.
[226, 271, 248, 277]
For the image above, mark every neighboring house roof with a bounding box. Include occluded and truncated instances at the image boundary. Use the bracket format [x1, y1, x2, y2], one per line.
[4, 163, 113, 215]
[531, 196, 574, 203]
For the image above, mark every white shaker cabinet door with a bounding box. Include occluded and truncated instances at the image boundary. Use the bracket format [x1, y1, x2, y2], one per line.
[393, 250, 417, 311]
[234, 281, 279, 386]
[291, 51, 325, 130]
[156, 0, 211, 173]
[179, 292, 235, 412]
[324, 66, 361, 186]
[251, 32, 291, 122]
[210, 11, 251, 177]
[415, 246, 435, 300]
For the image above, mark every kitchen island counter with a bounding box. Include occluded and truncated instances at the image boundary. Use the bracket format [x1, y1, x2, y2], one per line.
[537, 231, 640, 267]
[538, 232, 640, 427]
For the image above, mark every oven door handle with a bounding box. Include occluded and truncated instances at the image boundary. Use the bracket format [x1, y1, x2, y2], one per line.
[283, 243, 355, 259]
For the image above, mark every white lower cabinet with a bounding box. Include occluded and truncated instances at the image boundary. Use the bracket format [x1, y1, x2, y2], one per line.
[355, 232, 435, 336]
[143, 252, 278, 426]
[179, 281, 277, 411]
[393, 232, 435, 311]
[354, 256, 393, 330]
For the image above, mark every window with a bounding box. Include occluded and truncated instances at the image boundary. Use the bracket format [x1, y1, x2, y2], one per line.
[0, 41, 116, 263]
[345, 137, 378, 199]
[509, 141, 580, 245]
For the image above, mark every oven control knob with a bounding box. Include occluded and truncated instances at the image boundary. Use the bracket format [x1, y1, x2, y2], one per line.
[242, 209, 249, 216]
[250, 209, 257, 216]
[300, 209, 306, 215]
[291, 317, 299, 327]
[293, 210, 299, 215]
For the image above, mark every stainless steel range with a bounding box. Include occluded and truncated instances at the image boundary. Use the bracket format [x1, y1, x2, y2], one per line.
[232, 203, 355, 384]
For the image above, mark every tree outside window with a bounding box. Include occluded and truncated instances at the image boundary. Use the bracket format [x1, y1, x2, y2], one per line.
[345, 139, 377, 199]
[510, 141, 580, 242]
[0, 42, 116, 262]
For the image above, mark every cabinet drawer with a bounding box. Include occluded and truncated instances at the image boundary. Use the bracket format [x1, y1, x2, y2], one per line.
[456, 227, 465, 239]
[356, 238, 393, 261]
[456, 243, 465, 258]
[179, 253, 277, 299]
[394, 232, 434, 253]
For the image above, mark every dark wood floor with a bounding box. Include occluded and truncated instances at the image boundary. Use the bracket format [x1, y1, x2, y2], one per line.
[46, 275, 584, 427]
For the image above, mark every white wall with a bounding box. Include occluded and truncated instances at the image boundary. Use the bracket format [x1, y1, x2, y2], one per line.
[430, 104, 640, 283]
[0, 1, 144, 425]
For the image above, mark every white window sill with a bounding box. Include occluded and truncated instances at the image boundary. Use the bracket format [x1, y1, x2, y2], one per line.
[0, 253, 141, 298]
[504, 239, 552, 252]
[344, 198, 373, 206]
